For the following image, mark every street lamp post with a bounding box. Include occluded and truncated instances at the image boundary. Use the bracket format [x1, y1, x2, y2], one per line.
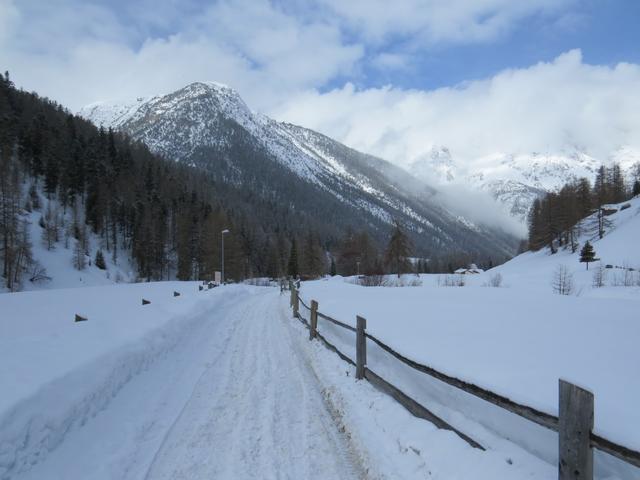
[221, 229, 230, 284]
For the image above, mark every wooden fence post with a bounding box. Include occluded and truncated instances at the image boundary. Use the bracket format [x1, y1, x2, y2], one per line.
[309, 300, 318, 340]
[293, 288, 299, 318]
[289, 281, 294, 307]
[356, 315, 367, 380]
[559, 379, 594, 480]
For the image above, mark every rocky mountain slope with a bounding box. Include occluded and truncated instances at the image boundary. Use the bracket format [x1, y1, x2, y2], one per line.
[81, 82, 519, 260]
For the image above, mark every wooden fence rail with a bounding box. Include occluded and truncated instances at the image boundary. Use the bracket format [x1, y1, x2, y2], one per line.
[289, 285, 640, 479]
[364, 330, 560, 431]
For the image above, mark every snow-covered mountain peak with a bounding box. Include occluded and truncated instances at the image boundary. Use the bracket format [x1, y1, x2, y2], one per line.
[408, 143, 639, 221]
[408, 146, 456, 183]
[79, 82, 519, 259]
[169, 81, 250, 114]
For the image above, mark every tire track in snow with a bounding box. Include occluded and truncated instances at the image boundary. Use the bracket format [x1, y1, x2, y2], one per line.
[143, 289, 363, 480]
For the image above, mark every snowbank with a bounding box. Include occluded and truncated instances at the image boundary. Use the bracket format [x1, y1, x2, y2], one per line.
[0, 282, 248, 477]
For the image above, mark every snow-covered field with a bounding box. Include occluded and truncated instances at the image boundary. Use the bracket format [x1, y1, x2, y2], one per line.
[1, 197, 637, 479]
[0, 282, 558, 480]
[297, 197, 640, 479]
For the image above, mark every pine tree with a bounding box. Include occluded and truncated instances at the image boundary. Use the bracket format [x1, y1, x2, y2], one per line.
[527, 198, 544, 250]
[336, 227, 359, 275]
[575, 177, 593, 219]
[266, 241, 281, 279]
[302, 233, 323, 278]
[73, 238, 86, 270]
[609, 163, 626, 203]
[287, 239, 299, 278]
[633, 180, 640, 197]
[330, 257, 336, 276]
[95, 249, 106, 270]
[593, 165, 608, 207]
[384, 220, 412, 277]
[579, 241, 596, 270]
[41, 204, 59, 250]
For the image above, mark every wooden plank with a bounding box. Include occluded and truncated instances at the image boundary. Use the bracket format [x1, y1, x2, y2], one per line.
[298, 296, 310, 310]
[365, 368, 484, 451]
[290, 281, 294, 307]
[356, 316, 367, 380]
[317, 311, 357, 332]
[316, 330, 356, 366]
[559, 380, 593, 480]
[590, 433, 640, 469]
[309, 300, 318, 340]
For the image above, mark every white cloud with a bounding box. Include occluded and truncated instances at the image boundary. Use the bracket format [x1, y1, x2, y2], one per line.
[272, 50, 640, 170]
[0, 0, 362, 111]
[0, 0, 584, 112]
[318, 0, 576, 45]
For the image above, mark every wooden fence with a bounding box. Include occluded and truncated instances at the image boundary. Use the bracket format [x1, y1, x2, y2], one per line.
[289, 284, 640, 480]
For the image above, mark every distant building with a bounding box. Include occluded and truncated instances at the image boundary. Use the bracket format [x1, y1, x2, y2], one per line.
[454, 263, 484, 274]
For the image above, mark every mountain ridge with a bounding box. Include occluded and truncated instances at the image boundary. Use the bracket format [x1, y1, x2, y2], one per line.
[80, 82, 520, 261]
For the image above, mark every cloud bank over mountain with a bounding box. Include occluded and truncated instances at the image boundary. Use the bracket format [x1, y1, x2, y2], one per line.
[3, 0, 639, 220]
[274, 50, 640, 168]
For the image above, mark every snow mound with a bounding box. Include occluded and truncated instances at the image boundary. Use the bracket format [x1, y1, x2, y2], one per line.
[0, 283, 249, 477]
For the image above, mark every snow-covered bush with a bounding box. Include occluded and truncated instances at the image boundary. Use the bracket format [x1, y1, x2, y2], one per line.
[610, 263, 638, 287]
[483, 273, 503, 287]
[591, 262, 606, 288]
[28, 263, 51, 284]
[350, 275, 422, 287]
[357, 274, 385, 287]
[244, 277, 272, 286]
[438, 275, 465, 287]
[551, 265, 573, 295]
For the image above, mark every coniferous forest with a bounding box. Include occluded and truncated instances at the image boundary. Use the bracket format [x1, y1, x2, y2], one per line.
[0, 72, 254, 290]
[2, 72, 491, 291]
[527, 163, 640, 253]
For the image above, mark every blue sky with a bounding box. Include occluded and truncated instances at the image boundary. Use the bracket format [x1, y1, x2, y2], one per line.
[1, 0, 639, 167]
[4, 0, 639, 103]
[341, 0, 640, 92]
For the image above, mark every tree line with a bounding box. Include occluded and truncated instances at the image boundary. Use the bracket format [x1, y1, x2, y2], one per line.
[528, 163, 640, 252]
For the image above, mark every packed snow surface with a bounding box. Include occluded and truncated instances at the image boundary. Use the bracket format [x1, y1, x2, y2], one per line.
[0, 284, 362, 479]
[2, 283, 564, 480]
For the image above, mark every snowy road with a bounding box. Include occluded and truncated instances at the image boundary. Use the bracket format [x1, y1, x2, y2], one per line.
[143, 289, 362, 480]
[12, 287, 362, 480]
